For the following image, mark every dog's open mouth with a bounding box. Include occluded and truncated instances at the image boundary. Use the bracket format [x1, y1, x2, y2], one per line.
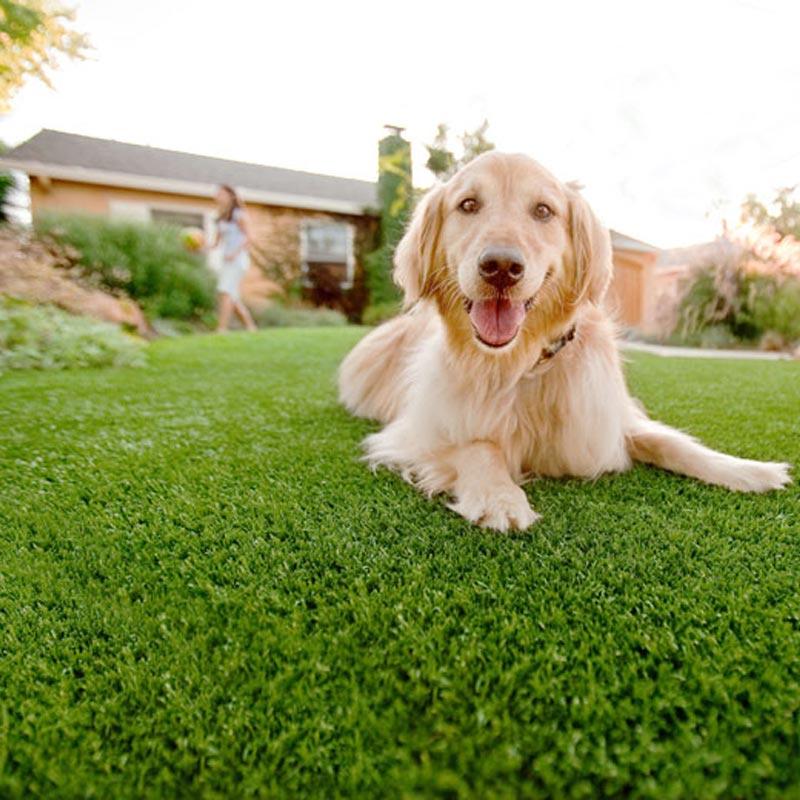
[465, 296, 534, 348]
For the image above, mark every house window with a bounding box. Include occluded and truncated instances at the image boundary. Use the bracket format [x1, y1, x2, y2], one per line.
[150, 208, 205, 230]
[300, 221, 355, 290]
[108, 202, 217, 266]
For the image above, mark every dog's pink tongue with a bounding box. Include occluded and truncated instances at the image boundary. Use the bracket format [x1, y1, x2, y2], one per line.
[469, 298, 526, 346]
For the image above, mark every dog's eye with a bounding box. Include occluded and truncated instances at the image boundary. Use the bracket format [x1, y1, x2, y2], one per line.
[459, 198, 480, 214]
[533, 203, 553, 221]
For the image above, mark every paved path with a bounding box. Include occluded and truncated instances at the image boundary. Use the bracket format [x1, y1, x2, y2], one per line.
[620, 340, 795, 361]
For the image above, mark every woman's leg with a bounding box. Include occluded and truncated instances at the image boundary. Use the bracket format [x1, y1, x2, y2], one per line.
[216, 292, 234, 332]
[233, 299, 257, 332]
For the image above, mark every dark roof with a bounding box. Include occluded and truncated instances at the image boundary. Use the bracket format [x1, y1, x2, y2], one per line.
[6, 131, 662, 247]
[4, 129, 377, 209]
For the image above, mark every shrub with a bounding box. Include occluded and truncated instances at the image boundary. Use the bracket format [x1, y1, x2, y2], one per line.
[255, 303, 347, 328]
[741, 275, 800, 346]
[676, 263, 800, 349]
[671, 186, 800, 351]
[667, 323, 741, 350]
[34, 213, 216, 319]
[0, 298, 146, 371]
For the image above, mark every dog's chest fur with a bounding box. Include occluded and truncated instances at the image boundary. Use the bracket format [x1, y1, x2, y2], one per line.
[417, 315, 632, 481]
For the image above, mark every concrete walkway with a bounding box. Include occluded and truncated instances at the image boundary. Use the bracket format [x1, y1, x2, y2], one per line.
[620, 340, 795, 361]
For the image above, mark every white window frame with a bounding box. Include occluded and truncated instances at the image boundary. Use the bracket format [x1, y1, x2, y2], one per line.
[299, 220, 355, 290]
[108, 200, 219, 269]
[108, 200, 150, 222]
[148, 202, 216, 244]
[109, 199, 214, 240]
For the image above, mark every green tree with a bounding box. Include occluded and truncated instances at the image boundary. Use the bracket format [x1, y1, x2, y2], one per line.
[0, 174, 12, 223]
[424, 124, 456, 178]
[364, 129, 413, 311]
[0, 140, 13, 223]
[741, 186, 800, 239]
[0, 0, 90, 112]
[425, 119, 495, 180]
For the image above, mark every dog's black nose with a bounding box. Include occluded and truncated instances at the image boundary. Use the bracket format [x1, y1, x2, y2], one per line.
[478, 247, 525, 290]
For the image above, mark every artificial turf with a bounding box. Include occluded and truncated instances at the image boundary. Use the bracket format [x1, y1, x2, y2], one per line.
[1, 328, 798, 799]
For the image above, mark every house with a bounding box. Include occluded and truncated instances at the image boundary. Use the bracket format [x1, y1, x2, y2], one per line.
[1, 129, 379, 317]
[2, 129, 663, 328]
[607, 230, 663, 333]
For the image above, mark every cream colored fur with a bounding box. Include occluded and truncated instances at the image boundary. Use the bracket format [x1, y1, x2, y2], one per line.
[339, 152, 791, 531]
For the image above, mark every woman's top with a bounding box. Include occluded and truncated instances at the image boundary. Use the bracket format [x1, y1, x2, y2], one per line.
[218, 208, 247, 259]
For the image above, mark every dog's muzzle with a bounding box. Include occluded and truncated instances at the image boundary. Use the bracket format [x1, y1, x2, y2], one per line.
[478, 246, 525, 291]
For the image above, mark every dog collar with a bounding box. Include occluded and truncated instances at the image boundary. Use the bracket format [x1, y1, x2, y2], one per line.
[533, 324, 577, 369]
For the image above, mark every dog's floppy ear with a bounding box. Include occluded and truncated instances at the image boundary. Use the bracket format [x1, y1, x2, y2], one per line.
[393, 183, 445, 306]
[567, 186, 613, 306]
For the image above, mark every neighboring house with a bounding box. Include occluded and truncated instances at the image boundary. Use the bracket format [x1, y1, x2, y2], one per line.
[607, 230, 663, 333]
[2, 129, 665, 329]
[0, 130, 379, 317]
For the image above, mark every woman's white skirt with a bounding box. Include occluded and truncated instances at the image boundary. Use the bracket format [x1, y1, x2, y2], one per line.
[217, 252, 249, 301]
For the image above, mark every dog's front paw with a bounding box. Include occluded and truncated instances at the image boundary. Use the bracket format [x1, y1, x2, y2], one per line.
[449, 484, 540, 532]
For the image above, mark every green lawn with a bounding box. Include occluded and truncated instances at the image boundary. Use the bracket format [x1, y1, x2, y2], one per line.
[1, 329, 799, 799]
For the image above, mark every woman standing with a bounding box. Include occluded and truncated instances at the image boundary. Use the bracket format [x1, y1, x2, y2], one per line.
[209, 185, 257, 332]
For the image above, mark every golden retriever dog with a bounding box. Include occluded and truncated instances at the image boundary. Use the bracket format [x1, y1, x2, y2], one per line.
[338, 152, 791, 531]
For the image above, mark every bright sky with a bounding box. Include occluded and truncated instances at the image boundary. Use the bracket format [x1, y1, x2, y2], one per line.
[2, 0, 800, 247]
